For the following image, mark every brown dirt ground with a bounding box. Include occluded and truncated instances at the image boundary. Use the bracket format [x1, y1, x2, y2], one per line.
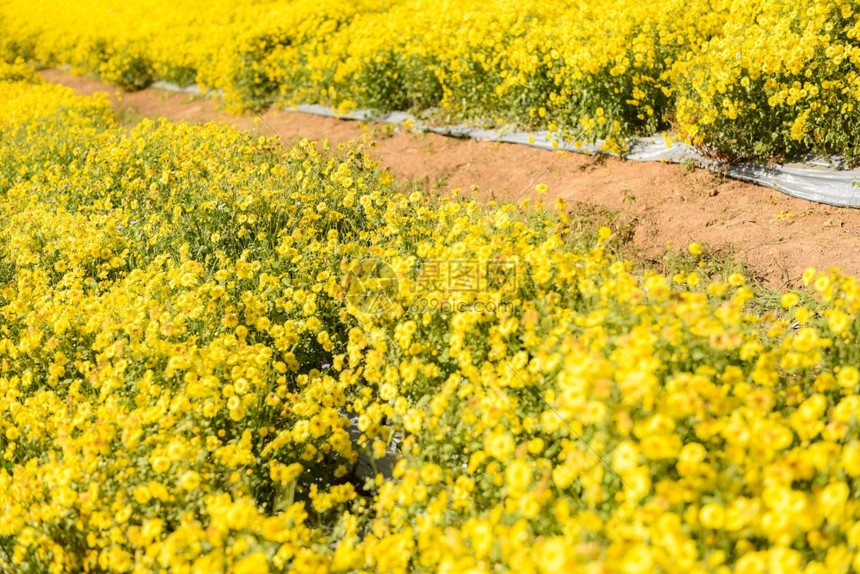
[41, 69, 860, 288]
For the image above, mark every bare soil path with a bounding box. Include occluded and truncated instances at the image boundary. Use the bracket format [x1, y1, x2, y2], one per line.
[41, 69, 860, 287]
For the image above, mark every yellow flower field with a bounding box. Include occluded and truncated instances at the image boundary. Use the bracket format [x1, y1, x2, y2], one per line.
[1, 61, 860, 573]
[0, 0, 858, 162]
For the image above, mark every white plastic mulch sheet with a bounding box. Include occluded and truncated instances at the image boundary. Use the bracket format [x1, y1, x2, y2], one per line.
[153, 81, 860, 208]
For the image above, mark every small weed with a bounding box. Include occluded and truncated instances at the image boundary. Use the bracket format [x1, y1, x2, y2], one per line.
[577, 153, 607, 172]
[680, 158, 696, 174]
[652, 242, 765, 289]
[181, 92, 208, 104]
[561, 201, 640, 259]
[362, 122, 397, 140]
[113, 106, 146, 129]
[431, 173, 451, 193]
[621, 188, 636, 204]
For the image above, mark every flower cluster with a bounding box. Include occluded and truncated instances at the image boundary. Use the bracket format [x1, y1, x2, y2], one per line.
[675, 0, 860, 163]
[1, 65, 860, 572]
[2, 0, 858, 161]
